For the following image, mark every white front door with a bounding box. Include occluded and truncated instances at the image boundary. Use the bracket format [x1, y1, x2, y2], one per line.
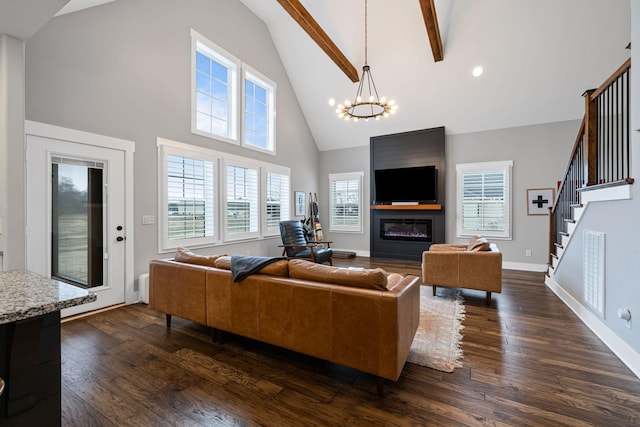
[26, 128, 131, 316]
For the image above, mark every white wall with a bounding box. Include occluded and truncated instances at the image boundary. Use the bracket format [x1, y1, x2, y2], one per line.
[24, 0, 320, 277]
[0, 35, 26, 270]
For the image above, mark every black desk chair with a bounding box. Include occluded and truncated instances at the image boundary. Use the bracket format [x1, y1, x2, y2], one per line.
[279, 220, 333, 265]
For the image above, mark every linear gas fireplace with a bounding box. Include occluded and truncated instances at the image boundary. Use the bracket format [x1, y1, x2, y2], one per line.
[371, 210, 444, 260]
[380, 218, 432, 242]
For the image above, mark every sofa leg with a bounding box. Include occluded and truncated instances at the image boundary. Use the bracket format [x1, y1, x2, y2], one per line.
[486, 292, 492, 306]
[165, 314, 172, 328]
[376, 377, 385, 397]
[432, 285, 437, 296]
[212, 329, 225, 344]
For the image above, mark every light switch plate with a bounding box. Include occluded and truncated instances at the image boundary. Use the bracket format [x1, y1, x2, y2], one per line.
[142, 215, 155, 225]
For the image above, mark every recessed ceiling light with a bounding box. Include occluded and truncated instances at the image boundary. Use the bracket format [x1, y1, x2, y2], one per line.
[328, 98, 336, 106]
[472, 66, 484, 77]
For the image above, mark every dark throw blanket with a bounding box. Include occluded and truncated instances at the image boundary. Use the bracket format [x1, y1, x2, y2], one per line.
[230, 255, 286, 282]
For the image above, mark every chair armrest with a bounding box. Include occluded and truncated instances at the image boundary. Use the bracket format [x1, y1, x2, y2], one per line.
[278, 244, 315, 249]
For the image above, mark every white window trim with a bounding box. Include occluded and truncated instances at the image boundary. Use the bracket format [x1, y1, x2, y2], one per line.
[191, 28, 240, 144]
[157, 138, 220, 252]
[262, 165, 291, 237]
[241, 63, 277, 155]
[456, 160, 513, 240]
[329, 171, 364, 233]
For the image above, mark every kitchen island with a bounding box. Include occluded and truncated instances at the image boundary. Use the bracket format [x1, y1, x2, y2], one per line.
[0, 270, 96, 426]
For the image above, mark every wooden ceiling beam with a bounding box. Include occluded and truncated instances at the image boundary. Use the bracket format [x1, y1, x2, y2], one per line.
[419, 0, 443, 62]
[276, 0, 360, 82]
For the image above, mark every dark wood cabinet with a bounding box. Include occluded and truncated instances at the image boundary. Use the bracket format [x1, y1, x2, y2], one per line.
[0, 312, 61, 427]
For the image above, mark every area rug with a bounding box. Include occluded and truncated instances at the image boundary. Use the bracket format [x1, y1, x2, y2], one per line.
[407, 286, 465, 372]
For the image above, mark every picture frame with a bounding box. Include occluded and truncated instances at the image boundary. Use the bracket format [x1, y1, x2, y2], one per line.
[527, 188, 555, 215]
[294, 191, 306, 216]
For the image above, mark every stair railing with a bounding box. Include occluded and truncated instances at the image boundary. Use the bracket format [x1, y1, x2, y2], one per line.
[549, 59, 632, 264]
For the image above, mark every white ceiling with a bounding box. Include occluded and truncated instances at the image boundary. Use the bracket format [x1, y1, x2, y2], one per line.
[0, 0, 631, 152]
[239, 0, 630, 151]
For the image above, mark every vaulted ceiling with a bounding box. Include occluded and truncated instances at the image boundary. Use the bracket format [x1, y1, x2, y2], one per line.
[1, 0, 631, 152]
[239, 0, 630, 151]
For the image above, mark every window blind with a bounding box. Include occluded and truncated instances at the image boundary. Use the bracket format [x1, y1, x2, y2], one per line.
[461, 171, 506, 232]
[265, 171, 290, 233]
[226, 164, 259, 236]
[329, 172, 363, 233]
[167, 154, 215, 240]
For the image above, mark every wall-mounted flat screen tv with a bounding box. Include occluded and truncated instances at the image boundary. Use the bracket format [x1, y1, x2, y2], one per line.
[374, 165, 437, 204]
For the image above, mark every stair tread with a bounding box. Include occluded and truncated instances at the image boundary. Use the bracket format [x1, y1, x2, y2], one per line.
[559, 231, 569, 236]
[564, 218, 576, 223]
[554, 243, 563, 249]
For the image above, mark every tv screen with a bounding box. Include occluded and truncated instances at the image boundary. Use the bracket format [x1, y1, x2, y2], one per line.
[374, 166, 437, 203]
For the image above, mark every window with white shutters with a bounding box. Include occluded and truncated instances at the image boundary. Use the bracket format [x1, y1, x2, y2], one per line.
[456, 161, 512, 239]
[158, 138, 290, 250]
[264, 169, 290, 236]
[329, 172, 364, 233]
[225, 161, 259, 240]
[159, 142, 218, 251]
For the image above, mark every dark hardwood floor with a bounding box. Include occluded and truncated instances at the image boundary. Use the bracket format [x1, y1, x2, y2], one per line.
[60, 258, 640, 426]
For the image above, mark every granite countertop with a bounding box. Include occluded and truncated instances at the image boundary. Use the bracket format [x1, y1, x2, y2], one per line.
[0, 269, 97, 324]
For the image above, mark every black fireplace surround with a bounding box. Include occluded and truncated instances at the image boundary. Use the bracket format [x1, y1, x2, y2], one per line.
[369, 126, 446, 260]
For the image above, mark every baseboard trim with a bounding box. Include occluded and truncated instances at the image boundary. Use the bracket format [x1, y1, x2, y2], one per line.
[546, 276, 640, 379]
[502, 261, 548, 272]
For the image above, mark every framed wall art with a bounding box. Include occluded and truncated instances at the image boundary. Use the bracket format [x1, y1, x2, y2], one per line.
[294, 191, 306, 216]
[527, 188, 554, 215]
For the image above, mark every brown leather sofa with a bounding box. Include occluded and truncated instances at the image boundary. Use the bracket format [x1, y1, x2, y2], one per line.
[422, 237, 502, 305]
[149, 253, 420, 395]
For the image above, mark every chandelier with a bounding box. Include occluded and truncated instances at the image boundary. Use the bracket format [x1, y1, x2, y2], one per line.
[331, 0, 398, 122]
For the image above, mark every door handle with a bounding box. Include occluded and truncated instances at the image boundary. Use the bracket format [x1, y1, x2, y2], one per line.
[0, 377, 5, 396]
[116, 236, 126, 242]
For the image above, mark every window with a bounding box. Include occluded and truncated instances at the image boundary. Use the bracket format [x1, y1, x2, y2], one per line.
[191, 29, 277, 153]
[329, 172, 364, 233]
[264, 168, 290, 236]
[456, 161, 513, 239]
[191, 29, 240, 142]
[159, 141, 217, 251]
[243, 66, 276, 153]
[158, 138, 289, 251]
[224, 160, 259, 240]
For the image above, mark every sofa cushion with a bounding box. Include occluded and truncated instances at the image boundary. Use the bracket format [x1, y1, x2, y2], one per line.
[429, 244, 467, 252]
[214, 255, 289, 277]
[288, 259, 388, 291]
[467, 236, 491, 252]
[175, 247, 225, 267]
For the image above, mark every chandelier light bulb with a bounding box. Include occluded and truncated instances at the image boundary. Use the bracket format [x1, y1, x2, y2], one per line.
[356, 95, 362, 103]
[328, 98, 336, 106]
[369, 95, 374, 102]
[345, 100, 352, 107]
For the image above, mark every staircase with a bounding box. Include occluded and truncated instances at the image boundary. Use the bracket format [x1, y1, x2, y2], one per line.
[546, 58, 632, 282]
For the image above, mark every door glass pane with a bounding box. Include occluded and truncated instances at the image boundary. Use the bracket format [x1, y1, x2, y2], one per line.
[51, 160, 104, 288]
